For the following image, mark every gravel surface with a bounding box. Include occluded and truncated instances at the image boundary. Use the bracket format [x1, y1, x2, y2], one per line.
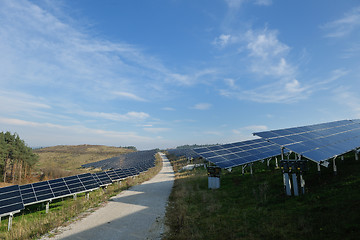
[41, 153, 174, 240]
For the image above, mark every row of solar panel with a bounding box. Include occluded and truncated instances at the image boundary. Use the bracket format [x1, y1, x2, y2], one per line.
[194, 138, 284, 168]
[194, 119, 360, 168]
[255, 119, 360, 163]
[0, 166, 149, 217]
[82, 149, 158, 170]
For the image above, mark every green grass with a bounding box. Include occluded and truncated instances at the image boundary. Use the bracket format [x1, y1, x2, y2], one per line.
[164, 153, 360, 240]
[0, 153, 163, 240]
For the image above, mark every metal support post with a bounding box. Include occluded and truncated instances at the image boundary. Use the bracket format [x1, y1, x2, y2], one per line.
[300, 174, 305, 194]
[86, 192, 90, 200]
[341, 155, 344, 161]
[283, 173, 292, 196]
[8, 214, 13, 231]
[73, 194, 77, 200]
[317, 163, 321, 175]
[355, 150, 359, 161]
[46, 201, 50, 214]
[250, 163, 253, 175]
[242, 165, 246, 175]
[267, 158, 271, 168]
[275, 157, 279, 168]
[333, 157, 337, 175]
[292, 173, 299, 196]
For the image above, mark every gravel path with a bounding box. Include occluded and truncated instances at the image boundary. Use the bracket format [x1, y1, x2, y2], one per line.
[41, 153, 174, 240]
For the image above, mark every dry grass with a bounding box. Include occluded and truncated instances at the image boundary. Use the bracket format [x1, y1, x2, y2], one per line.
[0, 153, 163, 240]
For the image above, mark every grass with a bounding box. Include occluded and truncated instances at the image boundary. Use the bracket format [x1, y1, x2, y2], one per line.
[163, 152, 360, 240]
[0, 153, 163, 240]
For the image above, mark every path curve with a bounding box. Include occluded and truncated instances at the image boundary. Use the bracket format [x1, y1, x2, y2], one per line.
[41, 153, 174, 240]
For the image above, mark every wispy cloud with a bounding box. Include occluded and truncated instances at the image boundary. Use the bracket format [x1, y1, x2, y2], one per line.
[333, 87, 360, 118]
[112, 91, 147, 102]
[162, 107, 175, 111]
[191, 103, 212, 110]
[0, 117, 154, 147]
[143, 127, 170, 133]
[322, 6, 360, 38]
[77, 111, 150, 122]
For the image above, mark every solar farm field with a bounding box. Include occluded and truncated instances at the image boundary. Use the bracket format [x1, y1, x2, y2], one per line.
[33, 145, 134, 180]
[164, 152, 360, 240]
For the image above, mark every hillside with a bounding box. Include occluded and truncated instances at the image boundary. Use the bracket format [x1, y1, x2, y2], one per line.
[33, 145, 134, 180]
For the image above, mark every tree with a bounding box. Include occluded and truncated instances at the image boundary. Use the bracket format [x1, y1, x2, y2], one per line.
[0, 131, 38, 183]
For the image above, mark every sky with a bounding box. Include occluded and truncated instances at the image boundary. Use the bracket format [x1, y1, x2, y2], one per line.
[1, 0, 360, 150]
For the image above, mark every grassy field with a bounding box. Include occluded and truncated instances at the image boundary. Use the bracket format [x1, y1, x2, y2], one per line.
[0, 152, 163, 240]
[164, 153, 360, 240]
[32, 145, 134, 181]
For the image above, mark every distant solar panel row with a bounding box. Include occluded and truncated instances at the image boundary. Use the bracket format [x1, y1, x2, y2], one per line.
[194, 138, 282, 168]
[167, 148, 201, 158]
[254, 119, 360, 163]
[82, 149, 158, 171]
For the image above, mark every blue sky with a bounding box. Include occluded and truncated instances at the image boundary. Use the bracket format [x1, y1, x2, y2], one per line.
[1, 0, 360, 149]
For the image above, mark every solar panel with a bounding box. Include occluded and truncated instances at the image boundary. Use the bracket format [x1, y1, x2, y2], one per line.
[32, 181, 55, 202]
[48, 178, 71, 198]
[0, 185, 24, 217]
[19, 184, 37, 206]
[105, 169, 121, 181]
[93, 172, 112, 186]
[193, 138, 282, 168]
[63, 175, 86, 194]
[254, 119, 360, 163]
[77, 173, 99, 191]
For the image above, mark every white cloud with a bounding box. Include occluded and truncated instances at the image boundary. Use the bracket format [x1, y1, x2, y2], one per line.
[0, 117, 154, 147]
[143, 127, 170, 133]
[213, 34, 232, 48]
[78, 111, 150, 122]
[225, 0, 245, 9]
[246, 29, 289, 60]
[254, 0, 272, 6]
[322, 6, 360, 38]
[162, 107, 175, 111]
[112, 91, 147, 102]
[333, 87, 360, 118]
[191, 103, 212, 110]
[224, 78, 236, 88]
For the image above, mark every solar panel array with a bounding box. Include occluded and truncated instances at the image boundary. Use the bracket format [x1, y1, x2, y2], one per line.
[193, 138, 282, 168]
[20, 173, 100, 206]
[254, 119, 360, 164]
[82, 149, 157, 171]
[0, 185, 24, 217]
[0, 150, 160, 219]
[167, 148, 201, 159]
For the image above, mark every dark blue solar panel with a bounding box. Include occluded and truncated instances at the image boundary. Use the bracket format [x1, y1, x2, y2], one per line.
[0, 185, 24, 216]
[93, 172, 112, 186]
[77, 173, 99, 191]
[19, 184, 37, 205]
[32, 181, 55, 202]
[194, 138, 282, 168]
[48, 178, 71, 198]
[63, 176, 86, 194]
[254, 119, 360, 164]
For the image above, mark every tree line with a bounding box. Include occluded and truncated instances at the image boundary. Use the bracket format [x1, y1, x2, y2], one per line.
[0, 131, 38, 183]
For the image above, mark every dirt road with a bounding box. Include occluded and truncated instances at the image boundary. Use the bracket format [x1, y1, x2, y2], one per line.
[41, 153, 174, 240]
